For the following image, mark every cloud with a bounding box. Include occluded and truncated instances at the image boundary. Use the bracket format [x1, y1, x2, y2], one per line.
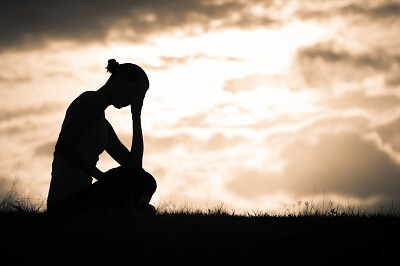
[34, 141, 56, 158]
[296, 115, 370, 137]
[0, 74, 32, 83]
[385, 72, 400, 87]
[376, 117, 400, 153]
[227, 133, 400, 203]
[175, 113, 210, 128]
[222, 39, 399, 95]
[147, 53, 246, 70]
[222, 72, 306, 93]
[223, 73, 278, 93]
[295, 41, 400, 89]
[144, 132, 248, 153]
[299, 42, 400, 71]
[341, 1, 400, 20]
[0, 103, 61, 122]
[0, 0, 281, 52]
[282, 133, 400, 198]
[297, 0, 400, 21]
[327, 91, 400, 111]
[145, 133, 193, 151]
[226, 168, 280, 200]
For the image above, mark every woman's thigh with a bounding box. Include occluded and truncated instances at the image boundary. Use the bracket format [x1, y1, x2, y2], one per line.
[68, 166, 156, 211]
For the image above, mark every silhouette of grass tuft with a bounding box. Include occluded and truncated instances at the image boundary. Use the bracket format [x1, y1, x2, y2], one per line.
[0, 177, 45, 213]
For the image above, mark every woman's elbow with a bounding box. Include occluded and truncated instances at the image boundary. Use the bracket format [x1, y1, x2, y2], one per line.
[119, 154, 142, 168]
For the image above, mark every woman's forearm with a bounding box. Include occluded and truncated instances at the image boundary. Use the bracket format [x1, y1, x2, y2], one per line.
[131, 113, 144, 168]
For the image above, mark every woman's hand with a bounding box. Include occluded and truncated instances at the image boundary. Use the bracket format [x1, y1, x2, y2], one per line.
[130, 89, 145, 118]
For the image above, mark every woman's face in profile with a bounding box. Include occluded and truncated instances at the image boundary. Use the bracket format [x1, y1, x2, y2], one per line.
[112, 79, 134, 109]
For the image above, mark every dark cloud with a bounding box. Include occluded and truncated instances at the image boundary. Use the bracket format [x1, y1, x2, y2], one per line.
[281, 133, 400, 198]
[376, 117, 400, 153]
[296, 42, 400, 88]
[0, 0, 280, 52]
[341, 1, 400, 20]
[297, 1, 400, 21]
[299, 43, 400, 71]
[327, 91, 400, 111]
[227, 133, 400, 202]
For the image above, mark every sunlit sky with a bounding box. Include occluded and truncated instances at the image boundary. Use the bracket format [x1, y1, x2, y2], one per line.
[1, 0, 399, 213]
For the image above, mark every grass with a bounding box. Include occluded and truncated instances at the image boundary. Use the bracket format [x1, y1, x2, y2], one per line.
[0, 178, 399, 265]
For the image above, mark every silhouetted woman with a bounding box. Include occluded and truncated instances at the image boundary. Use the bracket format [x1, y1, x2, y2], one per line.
[47, 59, 157, 214]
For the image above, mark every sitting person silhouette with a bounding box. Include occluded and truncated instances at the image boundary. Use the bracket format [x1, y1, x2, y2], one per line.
[46, 59, 157, 215]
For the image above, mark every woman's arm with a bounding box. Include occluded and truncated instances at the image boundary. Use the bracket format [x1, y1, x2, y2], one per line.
[130, 88, 145, 168]
[105, 120, 131, 166]
[104, 88, 146, 168]
[130, 108, 144, 168]
[104, 110, 143, 169]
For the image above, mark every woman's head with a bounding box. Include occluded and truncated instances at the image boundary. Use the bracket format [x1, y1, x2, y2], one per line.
[105, 59, 149, 109]
[106, 59, 120, 73]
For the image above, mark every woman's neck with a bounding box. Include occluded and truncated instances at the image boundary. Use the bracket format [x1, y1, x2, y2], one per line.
[97, 85, 113, 110]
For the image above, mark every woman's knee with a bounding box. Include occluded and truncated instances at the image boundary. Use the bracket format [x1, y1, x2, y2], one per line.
[118, 167, 156, 190]
[144, 171, 157, 196]
[102, 166, 157, 196]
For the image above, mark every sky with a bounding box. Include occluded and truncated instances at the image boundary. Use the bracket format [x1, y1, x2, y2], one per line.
[0, 0, 399, 214]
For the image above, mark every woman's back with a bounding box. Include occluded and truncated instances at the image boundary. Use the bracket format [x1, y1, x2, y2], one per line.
[47, 91, 108, 205]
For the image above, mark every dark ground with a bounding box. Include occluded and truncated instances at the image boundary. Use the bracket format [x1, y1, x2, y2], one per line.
[0, 210, 399, 265]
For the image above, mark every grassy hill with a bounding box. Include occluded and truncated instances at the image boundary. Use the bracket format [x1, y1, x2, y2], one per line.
[0, 181, 399, 265]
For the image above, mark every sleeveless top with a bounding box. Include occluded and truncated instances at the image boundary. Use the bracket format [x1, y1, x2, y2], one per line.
[47, 91, 108, 205]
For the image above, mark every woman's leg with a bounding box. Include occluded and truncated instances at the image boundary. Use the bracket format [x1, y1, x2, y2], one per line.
[48, 166, 157, 213]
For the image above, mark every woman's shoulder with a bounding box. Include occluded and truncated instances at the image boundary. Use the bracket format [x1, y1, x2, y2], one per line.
[71, 91, 102, 106]
[68, 91, 104, 117]
[77, 90, 101, 101]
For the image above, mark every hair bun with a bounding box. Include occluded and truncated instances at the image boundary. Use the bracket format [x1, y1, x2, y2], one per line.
[106, 59, 120, 73]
